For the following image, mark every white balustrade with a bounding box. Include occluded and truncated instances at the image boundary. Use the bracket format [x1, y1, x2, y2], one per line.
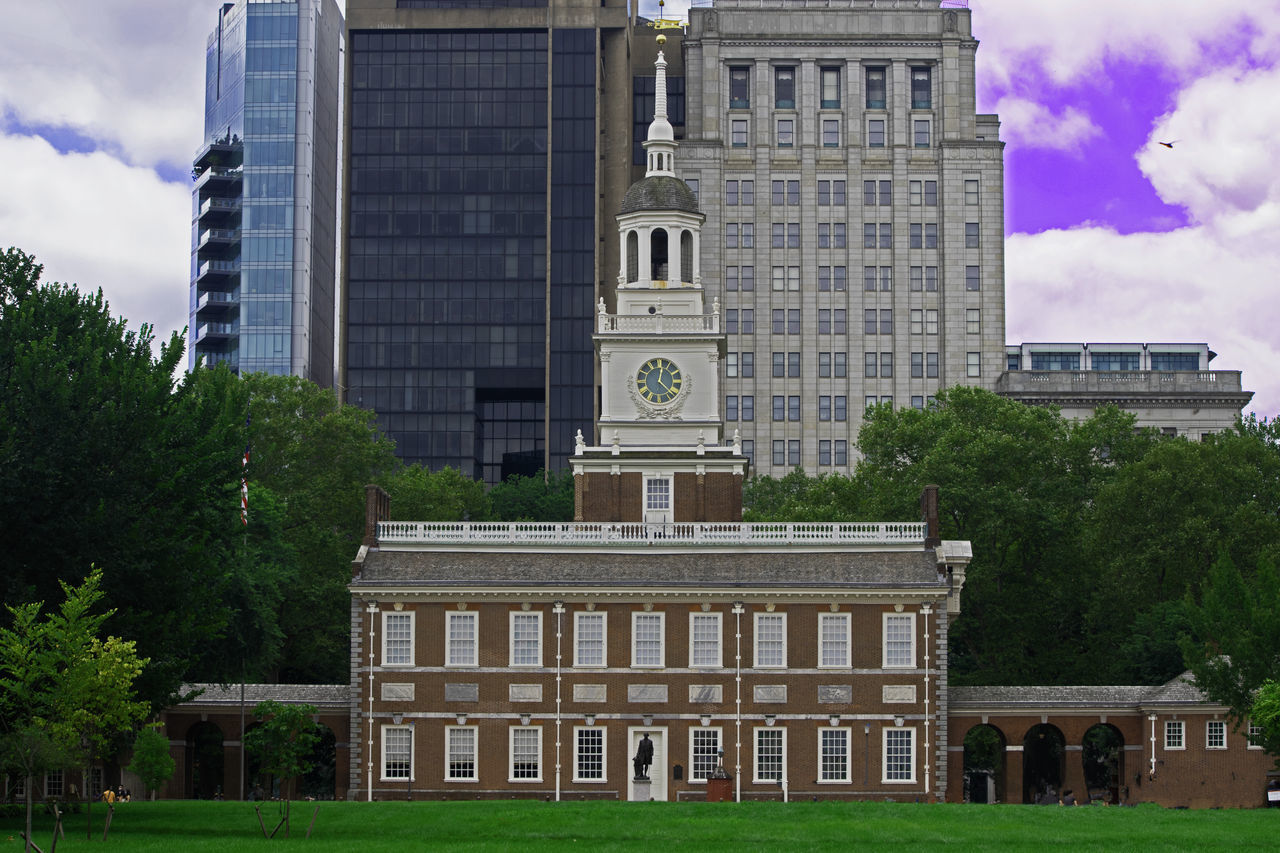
[377, 520, 925, 546]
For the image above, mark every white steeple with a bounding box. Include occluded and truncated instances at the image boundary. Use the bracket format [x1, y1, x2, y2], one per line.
[642, 39, 677, 177]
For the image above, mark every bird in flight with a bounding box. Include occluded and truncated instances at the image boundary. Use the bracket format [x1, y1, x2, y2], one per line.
[1158, 140, 1179, 148]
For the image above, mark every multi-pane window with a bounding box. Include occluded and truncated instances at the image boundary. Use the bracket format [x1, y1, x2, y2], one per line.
[726, 395, 739, 421]
[911, 352, 924, 378]
[648, 478, 670, 511]
[834, 352, 847, 377]
[925, 310, 938, 335]
[776, 119, 795, 147]
[44, 770, 63, 798]
[771, 179, 800, 205]
[772, 395, 784, 421]
[691, 728, 722, 781]
[925, 181, 938, 206]
[835, 440, 848, 465]
[788, 396, 800, 422]
[834, 396, 847, 422]
[912, 396, 925, 410]
[1206, 720, 1227, 750]
[867, 119, 886, 148]
[925, 267, 937, 291]
[726, 309, 738, 334]
[755, 729, 785, 782]
[879, 223, 892, 248]
[913, 120, 930, 148]
[788, 440, 800, 466]
[690, 612, 722, 668]
[511, 612, 542, 667]
[575, 611, 606, 667]
[881, 352, 894, 378]
[731, 119, 749, 148]
[384, 612, 414, 666]
[819, 352, 831, 377]
[510, 727, 542, 780]
[384, 725, 412, 779]
[772, 441, 784, 467]
[880, 309, 893, 335]
[788, 352, 801, 377]
[966, 265, 981, 291]
[865, 67, 886, 109]
[967, 309, 981, 335]
[820, 729, 851, 783]
[819, 613, 851, 667]
[927, 352, 939, 378]
[742, 351, 755, 376]
[575, 728, 605, 780]
[819, 179, 846, 205]
[1165, 720, 1185, 750]
[789, 309, 802, 334]
[863, 223, 877, 248]
[819, 440, 832, 466]
[1248, 720, 1264, 748]
[822, 119, 839, 147]
[632, 612, 665, 667]
[910, 224, 922, 249]
[925, 223, 937, 249]
[884, 728, 915, 782]
[967, 352, 981, 378]
[726, 224, 739, 248]
[864, 310, 877, 335]
[729, 66, 750, 109]
[755, 613, 787, 667]
[818, 224, 845, 248]
[965, 222, 980, 248]
[864, 352, 878, 378]
[727, 353, 739, 377]
[742, 440, 754, 463]
[820, 67, 841, 108]
[447, 726, 478, 780]
[446, 611, 477, 667]
[727, 179, 754, 206]
[819, 396, 831, 422]
[775, 66, 796, 109]
[772, 352, 785, 378]
[965, 179, 979, 205]
[884, 613, 915, 668]
[910, 267, 922, 292]
[911, 310, 923, 335]
[863, 266, 877, 292]
[742, 395, 754, 421]
[911, 67, 931, 109]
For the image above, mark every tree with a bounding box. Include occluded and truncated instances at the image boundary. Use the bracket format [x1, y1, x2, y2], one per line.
[385, 464, 491, 521]
[244, 701, 320, 805]
[743, 467, 867, 522]
[1248, 680, 1280, 760]
[1182, 554, 1280, 760]
[127, 726, 177, 801]
[0, 570, 147, 850]
[489, 469, 575, 521]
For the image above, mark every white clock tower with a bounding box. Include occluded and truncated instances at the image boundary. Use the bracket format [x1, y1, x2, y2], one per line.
[571, 37, 748, 524]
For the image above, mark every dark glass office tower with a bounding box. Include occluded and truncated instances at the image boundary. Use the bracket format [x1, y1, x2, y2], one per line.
[341, 0, 632, 484]
[190, 0, 342, 385]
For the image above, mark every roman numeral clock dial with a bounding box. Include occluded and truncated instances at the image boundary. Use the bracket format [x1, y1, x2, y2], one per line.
[636, 357, 683, 405]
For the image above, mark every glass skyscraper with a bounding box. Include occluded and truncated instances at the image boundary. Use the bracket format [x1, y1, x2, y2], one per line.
[342, 0, 631, 484]
[190, 0, 343, 385]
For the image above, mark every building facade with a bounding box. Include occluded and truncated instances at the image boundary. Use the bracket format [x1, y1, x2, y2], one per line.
[190, 0, 343, 385]
[670, 0, 1005, 476]
[340, 0, 633, 484]
[998, 342, 1253, 439]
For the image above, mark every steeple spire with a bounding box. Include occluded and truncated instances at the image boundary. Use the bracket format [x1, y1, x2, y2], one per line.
[643, 8, 677, 178]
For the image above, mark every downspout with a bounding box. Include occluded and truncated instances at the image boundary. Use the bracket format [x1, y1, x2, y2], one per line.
[732, 601, 745, 802]
[1148, 714, 1158, 778]
[553, 601, 565, 802]
[368, 596, 376, 799]
[921, 603, 932, 796]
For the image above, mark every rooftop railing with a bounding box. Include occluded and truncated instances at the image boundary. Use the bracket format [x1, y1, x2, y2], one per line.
[377, 520, 925, 546]
[597, 313, 719, 335]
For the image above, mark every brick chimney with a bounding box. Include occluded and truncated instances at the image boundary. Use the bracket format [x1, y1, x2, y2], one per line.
[363, 484, 390, 547]
[920, 484, 941, 548]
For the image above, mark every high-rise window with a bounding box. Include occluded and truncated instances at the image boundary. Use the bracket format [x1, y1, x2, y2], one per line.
[866, 67, 886, 109]
[729, 66, 751, 109]
[965, 222, 980, 248]
[868, 119, 886, 147]
[967, 352, 981, 378]
[820, 67, 841, 108]
[776, 119, 795, 147]
[775, 66, 796, 109]
[822, 120, 840, 147]
[731, 119, 749, 148]
[911, 67, 931, 109]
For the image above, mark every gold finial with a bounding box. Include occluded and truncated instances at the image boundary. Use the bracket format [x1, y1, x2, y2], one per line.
[657, 33, 666, 45]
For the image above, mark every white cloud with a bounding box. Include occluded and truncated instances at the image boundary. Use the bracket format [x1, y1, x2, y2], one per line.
[991, 96, 1101, 154]
[0, 132, 191, 358]
[0, 1, 209, 171]
[972, 0, 1280, 97]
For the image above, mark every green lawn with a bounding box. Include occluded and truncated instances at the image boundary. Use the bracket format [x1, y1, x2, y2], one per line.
[3, 800, 1277, 851]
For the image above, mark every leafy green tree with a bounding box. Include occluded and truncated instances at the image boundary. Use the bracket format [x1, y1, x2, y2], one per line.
[385, 464, 492, 521]
[244, 700, 320, 804]
[1182, 554, 1280, 759]
[489, 469, 575, 521]
[126, 726, 177, 801]
[0, 570, 147, 850]
[743, 468, 867, 522]
[1248, 680, 1280, 760]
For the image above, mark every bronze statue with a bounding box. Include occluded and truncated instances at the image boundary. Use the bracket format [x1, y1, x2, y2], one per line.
[633, 733, 654, 779]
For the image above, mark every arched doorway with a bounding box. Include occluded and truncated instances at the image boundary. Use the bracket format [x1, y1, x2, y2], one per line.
[300, 726, 338, 801]
[1082, 724, 1124, 804]
[962, 724, 1007, 803]
[186, 721, 225, 800]
[1022, 724, 1066, 804]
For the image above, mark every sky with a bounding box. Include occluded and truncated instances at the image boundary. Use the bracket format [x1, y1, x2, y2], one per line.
[1, 0, 1276, 418]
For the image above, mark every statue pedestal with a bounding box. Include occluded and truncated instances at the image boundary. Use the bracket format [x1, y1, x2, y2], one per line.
[631, 777, 652, 802]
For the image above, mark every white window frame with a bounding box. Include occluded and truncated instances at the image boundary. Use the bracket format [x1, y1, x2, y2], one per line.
[883, 727, 916, 783]
[818, 727, 852, 783]
[509, 725, 543, 782]
[380, 724, 413, 781]
[509, 611, 542, 668]
[632, 611, 666, 668]
[754, 612, 787, 668]
[689, 726, 723, 782]
[445, 725, 478, 781]
[883, 612, 916, 669]
[1206, 720, 1226, 750]
[445, 611, 477, 667]
[1164, 719, 1185, 750]
[645, 477, 671, 511]
[818, 613, 851, 668]
[1248, 719, 1264, 749]
[689, 612, 723, 668]
[574, 611, 607, 668]
[573, 726, 607, 782]
[382, 610, 415, 667]
[753, 727, 786, 783]
[44, 769, 64, 798]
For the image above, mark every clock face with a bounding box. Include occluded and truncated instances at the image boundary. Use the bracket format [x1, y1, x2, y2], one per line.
[635, 357, 683, 405]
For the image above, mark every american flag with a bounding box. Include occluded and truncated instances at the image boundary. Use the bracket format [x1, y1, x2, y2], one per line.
[241, 409, 250, 525]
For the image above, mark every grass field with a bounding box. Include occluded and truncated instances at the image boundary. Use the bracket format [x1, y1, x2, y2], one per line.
[3, 799, 1278, 851]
